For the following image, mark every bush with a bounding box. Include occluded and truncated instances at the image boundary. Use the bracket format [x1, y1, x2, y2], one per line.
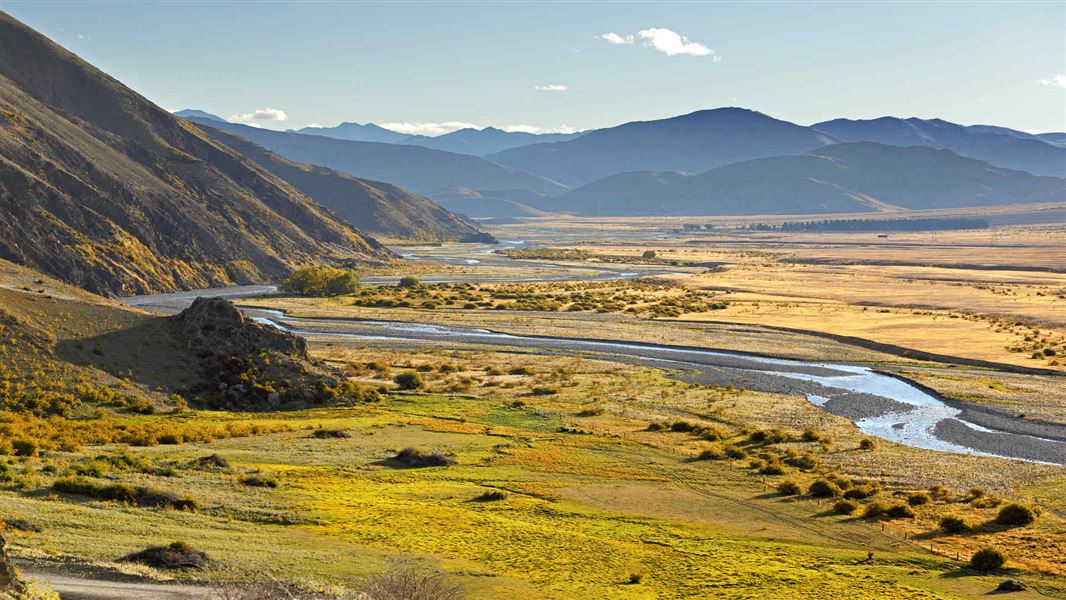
[859, 438, 877, 451]
[532, 386, 559, 396]
[394, 372, 424, 390]
[777, 480, 802, 495]
[2, 518, 41, 532]
[995, 503, 1036, 526]
[940, 515, 970, 533]
[970, 547, 1006, 572]
[122, 541, 211, 569]
[808, 479, 841, 498]
[53, 477, 197, 510]
[749, 428, 790, 444]
[474, 490, 507, 502]
[801, 428, 822, 442]
[398, 276, 421, 288]
[759, 462, 786, 476]
[392, 448, 455, 468]
[695, 448, 725, 461]
[627, 573, 643, 584]
[194, 454, 231, 469]
[842, 484, 878, 500]
[783, 452, 818, 470]
[356, 559, 464, 600]
[907, 492, 931, 506]
[11, 439, 37, 457]
[311, 429, 351, 439]
[833, 500, 859, 515]
[239, 475, 278, 488]
[863, 501, 888, 519]
[885, 503, 915, 519]
[282, 266, 360, 297]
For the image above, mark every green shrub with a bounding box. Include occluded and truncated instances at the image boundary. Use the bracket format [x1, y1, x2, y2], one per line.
[695, 448, 725, 461]
[627, 573, 643, 584]
[122, 541, 211, 569]
[863, 501, 888, 519]
[392, 448, 455, 468]
[939, 515, 970, 533]
[969, 547, 1006, 572]
[11, 439, 37, 457]
[907, 492, 931, 506]
[777, 480, 802, 495]
[801, 428, 822, 442]
[398, 276, 421, 288]
[843, 485, 878, 500]
[833, 500, 859, 515]
[239, 475, 278, 488]
[474, 490, 507, 502]
[52, 477, 196, 510]
[859, 438, 877, 451]
[282, 266, 360, 297]
[885, 503, 915, 519]
[995, 503, 1036, 526]
[808, 479, 841, 498]
[749, 428, 790, 444]
[393, 372, 424, 390]
[783, 452, 818, 470]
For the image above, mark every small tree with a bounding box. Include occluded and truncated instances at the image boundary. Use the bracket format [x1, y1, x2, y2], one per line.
[282, 265, 359, 297]
[970, 548, 1006, 572]
[996, 503, 1036, 526]
[641, 250, 657, 259]
[394, 371, 424, 390]
[398, 276, 421, 288]
[939, 515, 970, 533]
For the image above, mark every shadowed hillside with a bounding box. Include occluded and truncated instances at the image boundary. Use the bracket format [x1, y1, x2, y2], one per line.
[0, 12, 392, 297]
[193, 123, 492, 242]
[542, 142, 1066, 216]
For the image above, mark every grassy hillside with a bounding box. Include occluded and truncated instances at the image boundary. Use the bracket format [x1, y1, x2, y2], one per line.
[0, 12, 392, 297]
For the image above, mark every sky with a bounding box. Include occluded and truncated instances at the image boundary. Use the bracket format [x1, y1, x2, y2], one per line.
[3, 0, 1065, 135]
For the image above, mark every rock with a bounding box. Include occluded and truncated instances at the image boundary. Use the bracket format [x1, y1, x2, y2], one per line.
[996, 579, 1025, 592]
[0, 535, 25, 595]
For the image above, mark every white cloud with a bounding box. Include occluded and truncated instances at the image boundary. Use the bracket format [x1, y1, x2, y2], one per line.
[379, 121, 478, 136]
[1038, 74, 1066, 89]
[305, 123, 323, 128]
[231, 108, 288, 123]
[637, 28, 713, 57]
[600, 32, 634, 45]
[534, 84, 568, 92]
[502, 124, 579, 135]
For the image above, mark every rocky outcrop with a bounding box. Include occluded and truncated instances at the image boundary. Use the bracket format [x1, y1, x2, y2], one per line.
[173, 297, 307, 361]
[0, 535, 25, 596]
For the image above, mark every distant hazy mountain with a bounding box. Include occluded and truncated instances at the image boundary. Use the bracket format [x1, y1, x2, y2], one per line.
[540, 142, 1065, 216]
[295, 122, 409, 143]
[1038, 133, 1066, 148]
[430, 188, 548, 218]
[173, 108, 226, 122]
[813, 117, 1066, 177]
[0, 12, 390, 296]
[398, 127, 583, 156]
[194, 123, 489, 242]
[488, 108, 840, 187]
[185, 118, 567, 197]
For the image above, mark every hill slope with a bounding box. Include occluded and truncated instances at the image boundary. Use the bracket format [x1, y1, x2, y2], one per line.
[193, 123, 489, 242]
[488, 108, 840, 187]
[813, 117, 1066, 177]
[190, 118, 568, 198]
[543, 142, 1066, 216]
[397, 127, 582, 156]
[0, 12, 391, 296]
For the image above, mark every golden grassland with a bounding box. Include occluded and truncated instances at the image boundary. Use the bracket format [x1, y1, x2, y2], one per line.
[4, 345, 1065, 598]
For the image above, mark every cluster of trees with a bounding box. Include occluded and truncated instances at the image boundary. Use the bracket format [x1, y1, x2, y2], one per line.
[744, 218, 990, 232]
[282, 265, 360, 297]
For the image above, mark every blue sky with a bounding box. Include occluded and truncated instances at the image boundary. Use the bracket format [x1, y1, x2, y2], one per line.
[4, 1, 1065, 134]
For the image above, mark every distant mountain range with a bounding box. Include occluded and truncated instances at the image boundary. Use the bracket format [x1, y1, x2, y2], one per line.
[185, 117, 568, 198]
[173, 108, 226, 123]
[541, 142, 1065, 216]
[295, 121, 409, 143]
[194, 123, 489, 242]
[293, 122, 581, 156]
[488, 108, 842, 187]
[812, 117, 1066, 177]
[0, 12, 392, 296]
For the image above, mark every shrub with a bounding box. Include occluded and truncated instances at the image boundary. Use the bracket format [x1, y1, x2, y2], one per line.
[122, 541, 211, 569]
[194, 454, 230, 469]
[808, 479, 841, 498]
[777, 480, 802, 495]
[833, 500, 859, 515]
[843, 485, 878, 500]
[474, 490, 507, 502]
[509, 366, 535, 376]
[52, 476, 197, 510]
[398, 276, 421, 288]
[759, 462, 786, 476]
[885, 503, 915, 519]
[695, 448, 725, 461]
[392, 448, 455, 468]
[967, 487, 987, 500]
[11, 439, 37, 457]
[723, 445, 747, 459]
[970, 547, 1006, 572]
[801, 428, 822, 442]
[940, 515, 970, 533]
[863, 501, 888, 519]
[282, 266, 360, 297]
[859, 438, 877, 451]
[356, 559, 464, 600]
[749, 428, 789, 444]
[532, 386, 559, 396]
[239, 475, 278, 488]
[995, 503, 1036, 526]
[783, 452, 818, 470]
[2, 518, 41, 532]
[311, 429, 351, 439]
[627, 573, 643, 584]
[907, 492, 931, 506]
[394, 372, 424, 390]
